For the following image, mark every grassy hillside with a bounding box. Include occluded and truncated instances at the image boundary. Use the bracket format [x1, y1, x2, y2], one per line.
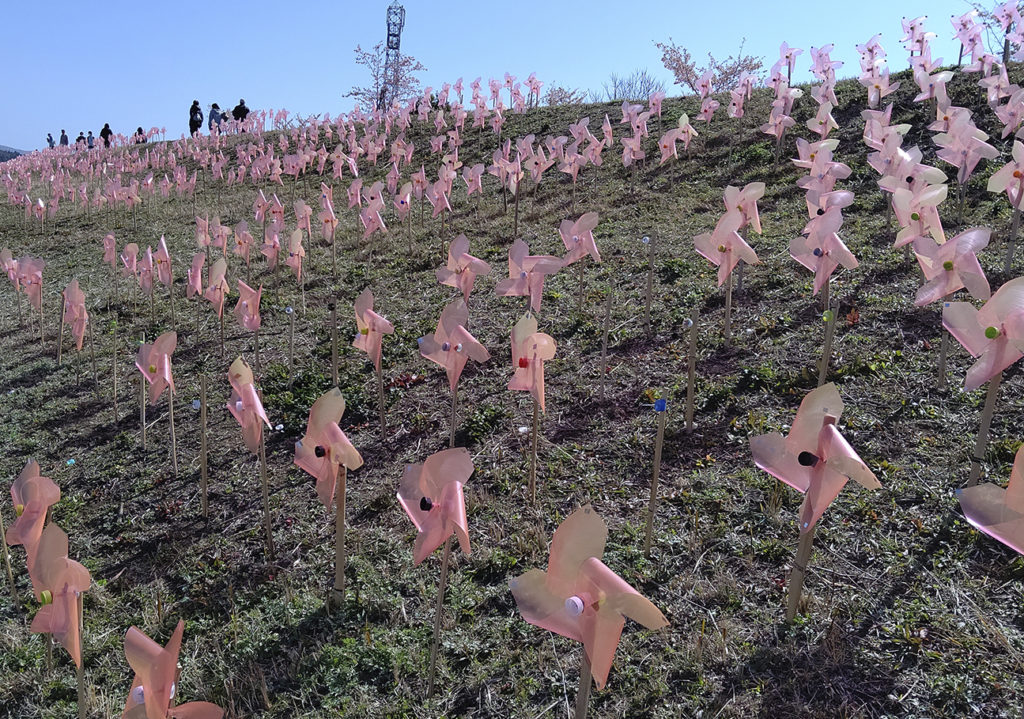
[1, 67, 1023, 718]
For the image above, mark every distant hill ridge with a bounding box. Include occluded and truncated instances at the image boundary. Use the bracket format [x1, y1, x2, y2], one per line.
[0, 144, 24, 163]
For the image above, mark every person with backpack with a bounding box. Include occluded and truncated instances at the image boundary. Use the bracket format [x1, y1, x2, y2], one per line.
[100, 123, 113, 148]
[46, 133, 55, 148]
[189, 100, 203, 137]
[232, 99, 249, 122]
[208, 103, 224, 132]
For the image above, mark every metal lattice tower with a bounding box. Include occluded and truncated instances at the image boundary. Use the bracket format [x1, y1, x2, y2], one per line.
[380, 2, 406, 109]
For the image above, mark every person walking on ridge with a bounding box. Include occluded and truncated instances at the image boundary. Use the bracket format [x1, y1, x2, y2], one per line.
[189, 100, 203, 137]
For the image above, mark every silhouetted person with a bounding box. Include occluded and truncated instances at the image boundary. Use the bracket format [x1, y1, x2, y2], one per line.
[87, 131, 94, 149]
[59, 130, 68, 146]
[134, 127, 147, 144]
[46, 133, 55, 149]
[208, 103, 224, 132]
[100, 123, 113, 148]
[75, 131, 86, 148]
[232, 99, 249, 122]
[189, 100, 203, 136]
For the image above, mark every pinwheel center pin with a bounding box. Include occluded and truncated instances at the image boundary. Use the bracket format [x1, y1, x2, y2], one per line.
[360, 327, 369, 335]
[40, 589, 52, 605]
[1015, 170, 1024, 179]
[314, 445, 327, 458]
[813, 248, 824, 257]
[906, 176, 914, 184]
[718, 244, 727, 253]
[14, 504, 23, 516]
[518, 357, 529, 368]
[148, 364, 156, 374]
[419, 496, 433, 511]
[565, 595, 585, 616]
[910, 212, 920, 221]
[816, 208, 825, 216]
[943, 260, 955, 271]
[797, 451, 820, 467]
[985, 326, 1001, 339]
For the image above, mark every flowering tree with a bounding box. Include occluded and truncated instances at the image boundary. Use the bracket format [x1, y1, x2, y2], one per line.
[345, 42, 427, 110]
[655, 38, 764, 94]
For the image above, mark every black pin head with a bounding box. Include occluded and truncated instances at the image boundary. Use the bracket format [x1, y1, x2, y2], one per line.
[314, 445, 326, 458]
[420, 496, 433, 512]
[797, 451, 819, 467]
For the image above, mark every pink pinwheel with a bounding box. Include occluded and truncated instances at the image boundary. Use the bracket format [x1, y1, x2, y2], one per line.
[233, 221, 254, 265]
[495, 238, 564, 312]
[154, 237, 172, 288]
[508, 313, 556, 412]
[988, 139, 1024, 207]
[509, 505, 668, 691]
[559, 212, 601, 265]
[419, 299, 489, 391]
[136, 331, 176, 405]
[29, 524, 90, 668]
[226, 357, 270, 454]
[933, 115, 999, 186]
[285, 230, 305, 281]
[620, 134, 645, 167]
[789, 224, 859, 296]
[204, 258, 229, 317]
[943, 276, 1024, 391]
[347, 178, 363, 209]
[912, 228, 991, 306]
[697, 98, 720, 124]
[195, 215, 210, 250]
[261, 230, 281, 269]
[186, 253, 204, 299]
[462, 163, 485, 196]
[658, 129, 682, 164]
[694, 211, 759, 286]
[394, 182, 413, 221]
[750, 383, 880, 532]
[359, 198, 388, 239]
[806, 102, 838, 140]
[121, 243, 139, 278]
[318, 203, 339, 244]
[958, 444, 1024, 555]
[293, 200, 312, 237]
[294, 389, 364, 509]
[397, 448, 473, 565]
[233, 280, 261, 331]
[723, 182, 765, 234]
[62, 279, 88, 350]
[138, 248, 155, 297]
[352, 288, 394, 372]
[436, 234, 491, 303]
[892, 184, 947, 246]
[103, 232, 117, 267]
[6, 459, 59, 574]
[18, 257, 44, 312]
[121, 620, 224, 719]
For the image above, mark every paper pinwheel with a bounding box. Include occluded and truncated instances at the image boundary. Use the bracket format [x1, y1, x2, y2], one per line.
[419, 299, 490, 392]
[294, 388, 364, 510]
[62, 279, 88, 350]
[121, 620, 224, 719]
[233, 280, 261, 331]
[435, 234, 491, 303]
[226, 357, 270, 454]
[750, 383, 880, 532]
[694, 211, 759, 286]
[495, 239, 563, 312]
[285, 229, 305, 281]
[957, 444, 1024, 554]
[186, 253, 204, 299]
[509, 505, 668, 690]
[352, 288, 394, 373]
[912, 228, 990, 306]
[6, 459, 60, 573]
[29, 524, 90, 667]
[397, 447, 473, 565]
[943, 276, 1024, 391]
[509, 313, 556, 412]
[135, 331, 176, 405]
[559, 212, 601, 265]
[204, 258, 229, 318]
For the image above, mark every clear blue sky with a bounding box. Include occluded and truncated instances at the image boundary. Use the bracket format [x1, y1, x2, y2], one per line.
[1, 0, 984, 151]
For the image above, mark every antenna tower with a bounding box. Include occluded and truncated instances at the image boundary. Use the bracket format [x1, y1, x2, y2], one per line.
[380, 2, 406, 109]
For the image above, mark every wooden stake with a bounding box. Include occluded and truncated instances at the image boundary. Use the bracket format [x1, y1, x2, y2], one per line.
[449, 386, 458, 449]
[574, 651, 593, 719]
[377, 364, 387, 441]
[200, 376, 209, 518]
[644, 235, 654, 335]
[140, 361, 147, 451]
[723, 271, 733, 347]
[818, 303, 838, 388]
[785, 527, 816, 622]
[168, 390, 178, 477]
[254, 327, 261, 378]
[686, 307, 698, 433]
[89, 321, 97, 389]
[643, 404, 668, 556]
[112, 325, 118, 423]
[599, 290, 612, 400]
[76, 593, 85, 719]
[529, 400, 539, 504]
[168, 281, 176, 331]
[333, 466, 347, 604]
[259, 416, 275, 557]
[57, 299, 65, 366]
[0, 506, 15, 594]
[219, 310, 225, 359]
[330, 304, 338, 386]
[287, 308, 295, 387]
[968, 372, 1003, 486]
[426, 536, 453, 698]
[1005, 202, 1021, 274]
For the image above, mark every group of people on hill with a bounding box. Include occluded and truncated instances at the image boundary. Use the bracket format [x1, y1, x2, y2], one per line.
[47, 124, 114, 151]
[189, 99, 249, 136]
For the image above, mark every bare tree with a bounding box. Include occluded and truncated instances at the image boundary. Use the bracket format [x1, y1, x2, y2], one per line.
[592, 68, 667, 102]
[655, 37, 764, 94]
[544, 84, 588, 107]
[345, 42, 427, 110]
